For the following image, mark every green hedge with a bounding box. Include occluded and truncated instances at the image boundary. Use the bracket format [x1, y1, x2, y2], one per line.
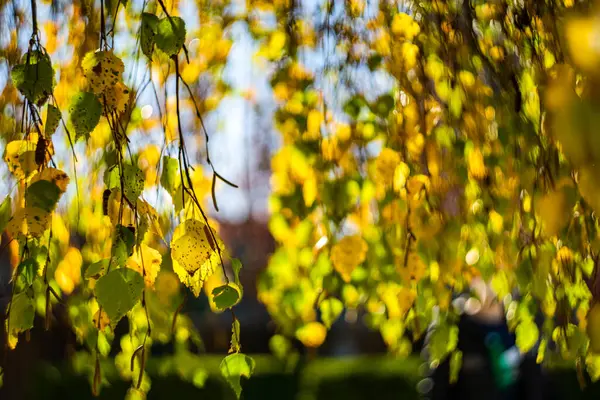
[15, 355, 600, 400]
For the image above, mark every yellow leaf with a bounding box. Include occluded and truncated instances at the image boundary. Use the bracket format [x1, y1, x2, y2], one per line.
[100, 81, 130, 115]
[489, 210, 504, 234]
[30, 168, 70, 192]
[171, 219, 223, 296]
[538, 190, 569, 236]
[296, 322, 327, 348]
[393, 162, 410, 192]
[374, 148, 401, 186]
[331, 235, 368, 282]
[3, 139, 37, 180]
[566, 17, 600, 74]
[467, 147, 487, 180]
[136, 199, 165, 240]
[7, 206, 51, 239]
[155, 271, 180, 304]
[107, 190, 135, 226]
[93, 309, 110, 331]
[82, 50, 125, 94]
[127, 243, 162, 287]
[306, 109, 323, 138]
[268, 30, 287, 57]
[391, 13, 420, 40]
[302, 174, 317, 207]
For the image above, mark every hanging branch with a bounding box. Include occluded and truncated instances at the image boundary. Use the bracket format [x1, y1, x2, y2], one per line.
[178, 76, 239, 212]
[30, 0, 38, 39]
[100, 0, 107, 49]
[173, 55, 241, 348]
[173, 55, 229, 280]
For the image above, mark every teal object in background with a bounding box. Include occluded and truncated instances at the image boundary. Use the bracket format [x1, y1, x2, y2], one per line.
[485, 332, 521, 389]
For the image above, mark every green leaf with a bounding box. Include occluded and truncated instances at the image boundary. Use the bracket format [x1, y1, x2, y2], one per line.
[95, 268, 144, 324]
[125, 388, 146, 400]
[6, 292, 35, 345]
[230, 258, 244, 296]
[0, 196, 12, 233]
[155, 16, 187, 56]
[141, 13, 160, 59]
[367, 54, 382, 70]
[516, 319, 539, 353]
[122, 163, 145, 203]
[25, 180, 61, 212]
[586, 353, 600, 382]
[319, 297, 344, 328]
[449, 87, 463, 118]
[84, 259, 110, 279]
[343, 96, 367, 119]
[160, 156, 179, 197]
[269, 334, 292, 360]
[11, 51, 54, 105]
[103, 165, 120, 189]
[428, 323, 459, 363]
[449, 350, 463, 384]
[230, 318, 241, 353]
[70, 92, 102, 141]
[231, 258, 242, 284]
[212, 285, 241, 310]
[192, 369, 208, 388]
[45, 105, 61, 136]
[220, 353, 255, 399]
[15, 259, 38, 292]
[112, 225, 135, 267]
[373, 94, 394, 116]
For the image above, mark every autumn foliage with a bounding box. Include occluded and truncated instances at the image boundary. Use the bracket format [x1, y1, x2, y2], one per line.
[1, 0, 600, 398]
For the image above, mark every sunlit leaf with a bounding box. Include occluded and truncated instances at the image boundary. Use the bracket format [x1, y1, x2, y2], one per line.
[82, 50, 125, 94]
[588, 303, 600, 353]
[122, 163, 145, 203]
[212, 284, 241, 310]
[515, 319, 539, 353]
[112, 225, 136, 267]
[11, 51, 54, 105]
[141, 13, 160, 59]
[25, 180, 61, 212]
[319, 297, 343, 328]
[0, 196, 12, 234]
[230, 318, 241, 353]
[160, 156, 180, 196]
[95, 268, 144, 324]
[156, 16, 187, 56]
[127, 243, 162, 286]
[428, 323, 459, 363]
[45, 105, 61, 136]
[295, 321, 327, 348]
[3, 139, 37, 179]
[220, 353, 255, 399]
[93, 309, 110, 331]
[100, 81, 130, 115]
[30, 168, 70, 192]
[70, 92, 102, 141]
[331, 235, 368, 282]
[170, 219, 223, 296]
[449, 351, 463, 384]
[6, 206, 51, 239]
[5, 292, 34, 349]
[14, 258, 38, 292]
[84, 259, 110, 280]
[269, 334, 292, 359]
